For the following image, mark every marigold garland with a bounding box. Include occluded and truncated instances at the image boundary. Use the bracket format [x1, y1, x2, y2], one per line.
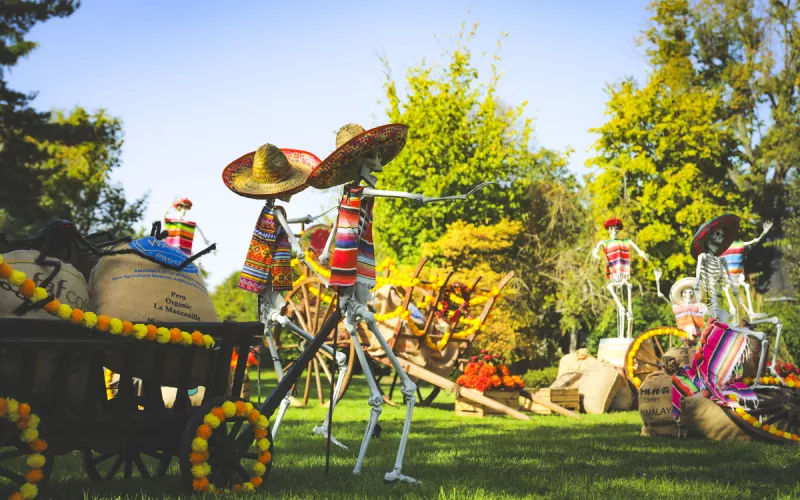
[0, 254, 215, 350]
[626, 327, 690, 388]
[737, 367, 800, 441]
[191, 401, 272, 493]
[0, 396, 47, 500]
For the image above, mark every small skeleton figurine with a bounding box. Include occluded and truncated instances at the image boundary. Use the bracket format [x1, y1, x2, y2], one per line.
[720, 220, 772, 319]
[653, 270, 706, 340]
[591, 217, 648, 338]
[308, 123, 494, 484]
[163, 197, 213, 256]
[222, 144, 348, 446]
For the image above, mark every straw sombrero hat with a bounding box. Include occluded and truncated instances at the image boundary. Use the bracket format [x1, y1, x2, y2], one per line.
[690, 214, 739, 259]
[306, 123, 408, 189]
[670, 277, 702, 304]
[222, 144, 320, 199]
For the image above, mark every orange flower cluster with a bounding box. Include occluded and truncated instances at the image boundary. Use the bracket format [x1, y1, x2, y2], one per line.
[456, 350, 523, 392]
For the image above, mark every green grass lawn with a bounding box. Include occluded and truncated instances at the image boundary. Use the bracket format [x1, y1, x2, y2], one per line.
[11, 369, 800, 499]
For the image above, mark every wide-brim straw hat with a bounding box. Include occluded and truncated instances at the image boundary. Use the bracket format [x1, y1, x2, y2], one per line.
[306, 123, 408, 189]
[670, 277, 703, 304]
[690, 214, 739, 259]
[222, 144, 320, 199]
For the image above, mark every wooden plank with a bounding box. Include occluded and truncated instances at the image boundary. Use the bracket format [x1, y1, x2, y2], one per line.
[519, 388, 581, 419]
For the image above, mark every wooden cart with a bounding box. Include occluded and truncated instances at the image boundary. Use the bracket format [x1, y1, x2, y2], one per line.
[0, 310, 342, 496]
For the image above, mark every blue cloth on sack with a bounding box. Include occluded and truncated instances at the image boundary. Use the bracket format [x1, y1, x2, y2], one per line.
[408, 303, 425, 326]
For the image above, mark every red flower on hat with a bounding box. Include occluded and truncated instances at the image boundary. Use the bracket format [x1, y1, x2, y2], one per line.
[604, 217, 623, 230]
[172, 197, 193, 210]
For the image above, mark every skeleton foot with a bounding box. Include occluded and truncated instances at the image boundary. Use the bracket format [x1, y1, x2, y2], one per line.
[384, 469, 420, 484]
[312, 424, 348, 450]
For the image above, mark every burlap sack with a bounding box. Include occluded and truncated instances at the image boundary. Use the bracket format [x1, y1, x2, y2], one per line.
[550, 372, 583, 389]
[638, 371, 679, 437]
[89, 238, 218, 387]
[578, 364, 623, 414]
[741, 336, 762, 380]
[557, 348, 600, 378]
[609, 369, 635, 411]
[680, 395, 751, 441]
[0, 251, 93, 409]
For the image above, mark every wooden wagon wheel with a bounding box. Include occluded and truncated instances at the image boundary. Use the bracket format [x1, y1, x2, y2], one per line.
[278, 276, 354, 407]
[179, 396, 274, 493]
[727, 386, 800, 444]
[0, 395, 54, 498]
[625, 326, 690, 389]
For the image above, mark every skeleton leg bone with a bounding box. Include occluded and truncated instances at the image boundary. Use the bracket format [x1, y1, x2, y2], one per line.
[746, 316, 783, 382]
[722, 284, 737, 325]
[607, 282, 626, 339]
[742, 282, 757, 317]
[625, 282, 634, 339]
[346, 320, 384, 475]
[262, 327, 292, 439]
[731, 325, 770, 388]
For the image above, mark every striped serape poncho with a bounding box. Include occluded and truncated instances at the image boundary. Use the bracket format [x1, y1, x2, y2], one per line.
[164, 218, 197, 256]
[721, 240, 745, 275]
[671, 319, 757, 421]
[672, 303, 706, 339]
[238, 204, 293, 294]
[329, 185, 376, 289]
[602, 239, 631, 278]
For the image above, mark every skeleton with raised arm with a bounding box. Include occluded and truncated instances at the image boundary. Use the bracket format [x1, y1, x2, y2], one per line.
[591, 217, 648, 338]
[719, 220, 773, 320]
[163, 197, 214, 256]
[653, 269, 706, 340]
[307, 123, 496, 484]
[690, 214, 776, 385]
[222, 144, 348, 447]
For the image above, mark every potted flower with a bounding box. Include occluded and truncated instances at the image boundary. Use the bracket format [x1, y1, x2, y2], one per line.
[455, 349, 524, 416]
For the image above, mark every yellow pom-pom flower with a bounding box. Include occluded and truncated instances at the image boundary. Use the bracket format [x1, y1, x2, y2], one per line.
[202, 335, 215, 348]
[7, 399, 19, 414]
[256, 415, 269, 429]
[20, 428, 39, 443]
[56, 304, 73, 320]
[181, 332, 192, 345]
[27, 414, 40, 430]
[191, 437, 208, 452]
[203, 414, 221, 429]
[26, 454, 46, 469]
[191, 464, 208, 478]
[109, 318, 123, 335]
[20, 483, 37, 500]
[244, 402, 254, 414]
[156, 327, 171, 344]
[242, 482, 255, 492]
[221, 402, 236, 418]
[81, 312, 98, 329]
[252, 462, 267, 477]
[133, 324, 148, 340]
[7, 411, 19, 423]
[31, 287, 49, 303]
[256, 438, 270, 452]
[8, 270, 26, 286]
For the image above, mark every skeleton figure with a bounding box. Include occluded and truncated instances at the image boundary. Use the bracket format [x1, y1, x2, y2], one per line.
[653, 270, 706, 340]
[312, 123, 494, 484]
[223, 144, 349, 446]
[591, 217, 648, 338]
[720, 220, 772, 320]
[163, 197, 213, 256]
[690, 214, 775, 385]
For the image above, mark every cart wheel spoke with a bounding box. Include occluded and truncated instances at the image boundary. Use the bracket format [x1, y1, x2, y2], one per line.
[0, 464, 26, 484]
[104, 455, 124, 481]
[123, 456, 134, 479]
[233, 462, 251, 482]
[92, 451, 117, 465]
[0, 448, 27, 461]
[133, 453, 151, 479]
[244, 451, 258, 460]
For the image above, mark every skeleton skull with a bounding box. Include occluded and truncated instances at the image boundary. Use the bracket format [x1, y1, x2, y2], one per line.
[706, 228, 725, 253]
[354, 152, 383, 187]
[608, 226, 619, 239]
[681, 287, 695, 304]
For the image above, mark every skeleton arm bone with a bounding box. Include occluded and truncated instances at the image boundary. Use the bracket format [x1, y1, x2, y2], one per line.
[628, 240, 649, 261]
[693, 254, 704, 297]
[194, 225, 212, 246]
[286, 205, 338, 225]
[742, 220, 773, 248]
[591, 240, 604, 260]
[653, 269, 671, 305]
[276, 210, 329, 285]
[362, 182, 497, 204]
[318, 191, 342, 266]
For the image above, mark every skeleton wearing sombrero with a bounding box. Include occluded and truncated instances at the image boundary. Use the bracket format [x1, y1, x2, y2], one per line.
[653, 271, 706, 340]
[690, 214, 781, 386]
[591, 217, 648, 338]
[222, 144, 347, 446]
[163, 197, 213, 256]
[310, 123, 494, 484]
[719, 220, 773, 320]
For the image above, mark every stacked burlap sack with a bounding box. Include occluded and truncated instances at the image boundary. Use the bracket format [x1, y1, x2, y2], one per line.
[551, 347, 635, 414]
[639, 344, 757, 441]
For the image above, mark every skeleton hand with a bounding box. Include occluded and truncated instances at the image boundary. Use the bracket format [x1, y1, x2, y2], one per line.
[318, 249, 330, 266]
[763, 220, 773, 235]
[640, 252, 649, 261]
[591, 251, 600, 261]
[653, 268, 662, 280]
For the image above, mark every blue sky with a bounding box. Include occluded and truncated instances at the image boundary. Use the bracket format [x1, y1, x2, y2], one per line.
[9, 0, 651, 288]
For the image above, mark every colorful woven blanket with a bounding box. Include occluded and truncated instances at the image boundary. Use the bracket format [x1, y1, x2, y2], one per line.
[238, 205, 293, 294]
[721, 240, 745, 275]
[164, 218, 196, 256]
[671, 319, 757, 421]
[672, 303, 705, 339]
[602, 239, 631, 278]
[329, 185, 376, 289]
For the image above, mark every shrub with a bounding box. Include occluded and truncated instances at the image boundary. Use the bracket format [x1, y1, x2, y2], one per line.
[522, 366, 559, 388]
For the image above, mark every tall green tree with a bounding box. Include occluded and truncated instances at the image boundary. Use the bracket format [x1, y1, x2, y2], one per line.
[0, 0, 146, 238]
